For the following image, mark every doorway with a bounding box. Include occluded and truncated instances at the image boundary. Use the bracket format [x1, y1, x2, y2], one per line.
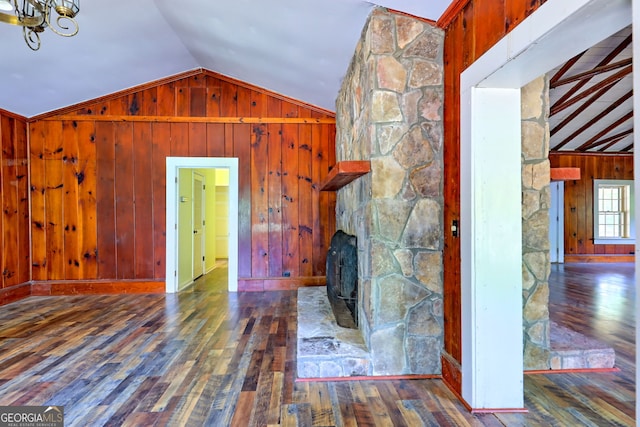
[166, 157, 239, 293]
[459, 0, 632, 409]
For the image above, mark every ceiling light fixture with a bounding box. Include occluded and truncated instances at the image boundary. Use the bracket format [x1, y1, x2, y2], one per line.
[0, 0, 79, 51]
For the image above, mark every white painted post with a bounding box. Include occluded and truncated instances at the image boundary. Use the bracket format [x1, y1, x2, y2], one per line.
[461, 87, 524, 409]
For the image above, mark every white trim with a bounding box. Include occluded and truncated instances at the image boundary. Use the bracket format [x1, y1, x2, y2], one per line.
[460, 0, 632, 410]
[166, 157, 239, 293]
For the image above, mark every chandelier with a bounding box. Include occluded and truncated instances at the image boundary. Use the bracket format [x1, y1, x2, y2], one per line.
[0, 0, 79, 51]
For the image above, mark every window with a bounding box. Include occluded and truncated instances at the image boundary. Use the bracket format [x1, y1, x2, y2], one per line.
[593, 179, 635, 245]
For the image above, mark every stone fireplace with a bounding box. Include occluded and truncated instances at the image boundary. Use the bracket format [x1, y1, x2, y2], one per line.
[334, 9, 445, 375]
[298, 5, 617, 381]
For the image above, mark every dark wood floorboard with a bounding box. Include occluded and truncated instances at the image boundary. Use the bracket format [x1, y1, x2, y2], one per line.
[0, 263, 634, 426]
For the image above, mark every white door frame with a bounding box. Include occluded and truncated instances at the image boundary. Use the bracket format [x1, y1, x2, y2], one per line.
[166, 157, 239, 293]
[460, 0, 631, 410]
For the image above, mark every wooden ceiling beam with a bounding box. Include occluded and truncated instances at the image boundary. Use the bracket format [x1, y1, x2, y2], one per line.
[550, 34, 632, 113]
[549, 51, 586, 86]
[597, 131, 632, 152]
[550, 89, 633, 149]
[620, 143, 634, 152]
[580, 130, 630, 152]
[551, 82, 622, 139]
[551, 58, 632, 88]
[550, 66, 632, 116]
[576, 112, 634, 151]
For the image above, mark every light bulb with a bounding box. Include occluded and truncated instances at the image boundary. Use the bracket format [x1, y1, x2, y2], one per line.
[0, 1, 13, 12]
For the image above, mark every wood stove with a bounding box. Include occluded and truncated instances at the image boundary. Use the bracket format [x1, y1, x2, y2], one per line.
[326, 230, 358, 329]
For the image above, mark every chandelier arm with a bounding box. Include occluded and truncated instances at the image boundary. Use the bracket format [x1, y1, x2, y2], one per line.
[45, 13, 78, 37]
[23, 25, 41, 50]
[0, 11, 43, 26]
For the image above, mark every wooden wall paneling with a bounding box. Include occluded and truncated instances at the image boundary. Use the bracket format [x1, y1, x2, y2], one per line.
[76, 121, 98, 279]
[15, 119, 29, 284]
[62, 121, 81, 279]
[152, 123, 171, 279]
[133, 122, 155, 279]
[504, 0, 528, 33]
[156, 81, 176, 116]
[281, 123, 300, 277]
[44, 121, 64, 281]
[267, 122, 283, 277]
[114, 122, 135, 279]
[550, 153, 634, 258]
[314, 124, 332, 276]
[1, 115, 17, 287]
[462, 4, 476, 69]
[23, 71, 337, 292]
[220, 82, 238, 117]
[224, 124, 234, 158]
[236, 86, 252, 117]
[30, 121, 47, 281]
[585, 155, 597, 254]
[95, 122, 117, 279]
[443, 16, 463, 365]
[170, 123, 189, 157]
[206, 124, 225, 158]
[298, 123, 314, 277]
[251, 91, 267, 117]
[251, 124, 269, 277]
[234, 124, 252, 278]
[575, 156, 587, 254]
[473, 0, 505, 55]
[189, 123, 207, 157]
[109, 94, 131, 116]
[206, 78, 222, 118]
[189, 87, 207, 118]
[565, 177, 578, 255]
[281, 101, 299, 118]
[310, 125, 324, 276]
[176, 83, 190, 117]
[136, 87, 158, 116]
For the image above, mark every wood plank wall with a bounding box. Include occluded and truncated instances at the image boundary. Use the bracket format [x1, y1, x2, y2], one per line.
[0, 109, 30, 304]
[550, 153, 634, 262]
[29, 70, 336, 292]
[441, 0, 547, 395]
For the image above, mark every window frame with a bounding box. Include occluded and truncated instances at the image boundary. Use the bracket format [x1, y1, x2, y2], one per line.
[593, 179, 635, 245]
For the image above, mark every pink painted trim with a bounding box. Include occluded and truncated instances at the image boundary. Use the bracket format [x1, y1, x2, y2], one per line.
[471, 408, 529, 414]
[525, 367, 620, 375]
[295, 374, 440, 383]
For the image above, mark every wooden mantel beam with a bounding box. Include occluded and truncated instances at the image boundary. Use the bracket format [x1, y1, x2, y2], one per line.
[550, 167, 581, 181]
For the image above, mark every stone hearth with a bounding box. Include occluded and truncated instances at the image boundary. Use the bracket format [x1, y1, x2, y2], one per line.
[549, 321, 615, 369]
[297, 287, 370, 378]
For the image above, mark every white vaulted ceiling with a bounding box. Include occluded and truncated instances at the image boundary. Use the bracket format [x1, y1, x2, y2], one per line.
[0, 0, 453, 118]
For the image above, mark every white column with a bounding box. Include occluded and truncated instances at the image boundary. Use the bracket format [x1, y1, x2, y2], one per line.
[460, 86, 524, 409]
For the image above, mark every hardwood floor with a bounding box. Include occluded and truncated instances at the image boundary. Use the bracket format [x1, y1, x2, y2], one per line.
[0, 263, 634, 426]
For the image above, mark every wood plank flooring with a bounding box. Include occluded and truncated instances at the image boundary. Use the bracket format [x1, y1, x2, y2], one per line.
[0, 263, 634, 426]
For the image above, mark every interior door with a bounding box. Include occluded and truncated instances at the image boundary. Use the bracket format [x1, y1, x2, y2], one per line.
[193, 173, 205, 279]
